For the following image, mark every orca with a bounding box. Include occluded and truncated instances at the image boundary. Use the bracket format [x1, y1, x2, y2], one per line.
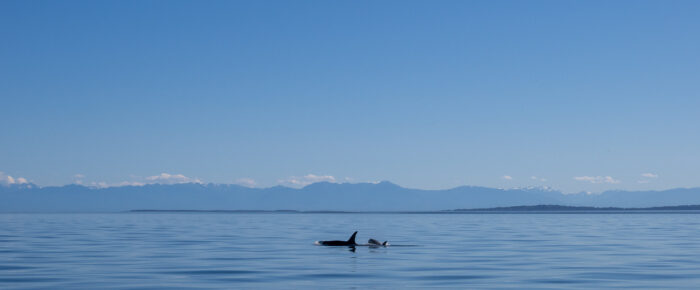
[318, 231, 358, 246]
[367, 238, 388, 246]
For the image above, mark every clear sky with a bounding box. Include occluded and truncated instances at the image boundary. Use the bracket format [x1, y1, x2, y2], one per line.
[1, 0, 699, 193]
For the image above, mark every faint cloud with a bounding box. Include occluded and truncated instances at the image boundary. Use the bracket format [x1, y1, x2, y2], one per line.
[234, 178, 257, 188]
[502, 175, 513, 180]
[87, 181, 110, 188]
[531, 176, 547, 182]
[636, 173, 658, 184]
[115, 181, 146, 187]
[85, 172, 202, 188]
[279, 174, 336, 187]
[85, 180, 144, 188]
[145, 173, 202, 185]
[73, 173, 86, 185]
[573, 176, 620, 184]
[641, 173, 658, 178]
[0, 171, 29, 185]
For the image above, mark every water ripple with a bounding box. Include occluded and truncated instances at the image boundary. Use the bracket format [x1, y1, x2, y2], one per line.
[2, 213, 700, 288]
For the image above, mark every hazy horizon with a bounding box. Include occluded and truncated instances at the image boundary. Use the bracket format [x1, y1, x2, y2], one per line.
[4, 172, 700, 195]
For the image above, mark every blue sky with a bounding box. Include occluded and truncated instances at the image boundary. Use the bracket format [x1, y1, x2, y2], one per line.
[1, 0, 699, 193]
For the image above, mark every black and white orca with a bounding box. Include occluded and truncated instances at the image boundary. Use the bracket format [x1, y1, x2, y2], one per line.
[318, 231, 358, 246]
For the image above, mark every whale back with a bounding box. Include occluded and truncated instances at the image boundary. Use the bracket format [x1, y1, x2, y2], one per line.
[318, 231, 359, 246]
[368, 238, 388, 246]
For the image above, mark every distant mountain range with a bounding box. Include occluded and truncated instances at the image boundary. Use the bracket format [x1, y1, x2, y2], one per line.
[2, 181, 700, 212]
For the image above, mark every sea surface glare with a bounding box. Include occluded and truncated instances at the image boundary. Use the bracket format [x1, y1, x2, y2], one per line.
[2, 213, 700, 288]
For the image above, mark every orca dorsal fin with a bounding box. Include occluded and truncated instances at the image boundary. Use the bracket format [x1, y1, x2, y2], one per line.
[347, 231, 358, 244]
[383, 241, 388, 246]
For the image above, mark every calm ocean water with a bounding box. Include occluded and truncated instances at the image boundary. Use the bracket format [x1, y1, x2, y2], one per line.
[2, 213, 700, 289]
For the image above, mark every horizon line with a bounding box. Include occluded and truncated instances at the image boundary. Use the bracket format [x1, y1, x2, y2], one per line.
[4, 180, 698, 195]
